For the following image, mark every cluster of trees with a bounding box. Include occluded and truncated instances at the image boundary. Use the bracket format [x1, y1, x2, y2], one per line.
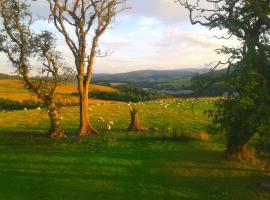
[179, 0, 270, 160]
[89, 85, 168, 102]
[0, 0, 126, 138]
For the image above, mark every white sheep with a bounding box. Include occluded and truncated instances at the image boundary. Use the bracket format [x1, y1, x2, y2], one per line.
[97, 116, 105, 122]
[107, 124, 112, 131]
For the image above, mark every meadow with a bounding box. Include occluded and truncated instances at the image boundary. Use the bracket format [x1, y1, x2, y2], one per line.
[0, 80, 117, 104]
[0, 80, 269, 200]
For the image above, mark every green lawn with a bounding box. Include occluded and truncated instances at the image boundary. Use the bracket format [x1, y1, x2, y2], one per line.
[0, 100, 269, 200]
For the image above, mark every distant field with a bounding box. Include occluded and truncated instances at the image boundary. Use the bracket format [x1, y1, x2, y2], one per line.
[155, 78, 192, 90]
[0, 99, 269, 199]
[0, 79, 118, 104]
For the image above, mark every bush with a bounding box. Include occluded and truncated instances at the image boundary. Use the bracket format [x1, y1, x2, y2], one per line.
[0, 98, 44, 110]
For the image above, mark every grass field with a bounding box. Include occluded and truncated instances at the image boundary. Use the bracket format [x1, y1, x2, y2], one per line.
[0, 81, 269, 200]
[0, 80, 117, 103]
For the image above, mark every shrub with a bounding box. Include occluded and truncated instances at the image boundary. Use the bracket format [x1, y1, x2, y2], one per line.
[0, 98, 44, 110]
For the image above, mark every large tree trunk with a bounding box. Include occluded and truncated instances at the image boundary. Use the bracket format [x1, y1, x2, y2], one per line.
[79, 91, 99, 136]
[226, 131, 255, 161]
[127, 106, 145, 132]
[48, 101, 66, 138]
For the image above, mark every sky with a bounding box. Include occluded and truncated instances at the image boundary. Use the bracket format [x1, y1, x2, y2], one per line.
[0, 0, 235, 74]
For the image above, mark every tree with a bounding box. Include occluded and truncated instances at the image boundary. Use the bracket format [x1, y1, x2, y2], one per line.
[0, 0, 66, 138]
[47, 0, 127, 136]
[178, 0, 270, 160]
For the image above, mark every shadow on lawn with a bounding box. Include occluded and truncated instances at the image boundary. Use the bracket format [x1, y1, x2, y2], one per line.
[0, 163, 269, 200]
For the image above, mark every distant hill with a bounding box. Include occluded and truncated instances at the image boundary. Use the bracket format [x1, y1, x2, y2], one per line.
[93, 68, 208, 83]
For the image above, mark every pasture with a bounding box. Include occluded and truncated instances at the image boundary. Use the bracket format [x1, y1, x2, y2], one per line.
[0, 80, 117, 104]
[0, 93, 270, 199]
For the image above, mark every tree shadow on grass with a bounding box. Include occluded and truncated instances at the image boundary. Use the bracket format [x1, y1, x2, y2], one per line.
[0, 164, 269, 200]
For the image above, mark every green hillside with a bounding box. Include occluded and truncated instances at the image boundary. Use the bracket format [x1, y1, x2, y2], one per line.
[93, 69, 207, 83]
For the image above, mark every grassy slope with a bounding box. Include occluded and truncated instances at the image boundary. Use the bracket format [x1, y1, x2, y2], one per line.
[0, 100, 269, 200]
[0, 137, 269, 200]
[0, 80, 118, 103]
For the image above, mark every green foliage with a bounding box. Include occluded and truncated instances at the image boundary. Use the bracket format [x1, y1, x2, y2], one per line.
[191, 77, 226, 97]
[180, 0, 270, 159]
[210, 65, 270, 144]
[0, 98, 44, 111]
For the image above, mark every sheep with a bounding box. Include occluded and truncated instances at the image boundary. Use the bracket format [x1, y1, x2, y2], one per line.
[107, 124, 112, 131]
[97, 116, 105, 122]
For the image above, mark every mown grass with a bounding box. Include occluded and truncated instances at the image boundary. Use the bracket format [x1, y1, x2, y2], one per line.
[0, 98, 269, 199]
[0, 135, 269, 200]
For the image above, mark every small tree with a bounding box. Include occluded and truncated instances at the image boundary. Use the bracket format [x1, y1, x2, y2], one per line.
[47, 0, 127, 136]
[0, 0, 66, 138]
[178, 0, 270, 160]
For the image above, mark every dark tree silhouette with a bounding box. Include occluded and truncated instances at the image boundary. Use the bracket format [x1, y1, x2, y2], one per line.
[178, 0, 270, 160]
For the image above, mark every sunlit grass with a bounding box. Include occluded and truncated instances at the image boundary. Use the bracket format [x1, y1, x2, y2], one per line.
[0, 80, 117, 103]
[0, 81, 269, 200]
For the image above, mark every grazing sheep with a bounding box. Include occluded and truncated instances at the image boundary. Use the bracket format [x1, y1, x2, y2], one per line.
[97, 116, 105, 122]
[107, 124, 112, 131]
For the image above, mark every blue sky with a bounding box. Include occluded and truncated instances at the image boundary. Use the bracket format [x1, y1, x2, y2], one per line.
[0, 0, 234, 74]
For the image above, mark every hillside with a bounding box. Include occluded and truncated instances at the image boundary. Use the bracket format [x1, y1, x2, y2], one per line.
[93, 68, 208, 83]
[0, 80, 118, 103]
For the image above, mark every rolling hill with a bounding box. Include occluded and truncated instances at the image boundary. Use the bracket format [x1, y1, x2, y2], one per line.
[92, 68, 208, 83]
[0, 79, 118, 103]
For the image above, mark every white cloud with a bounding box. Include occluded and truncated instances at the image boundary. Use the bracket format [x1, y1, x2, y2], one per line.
[127, 0, 188, 23]
[0, 0, 238, 75]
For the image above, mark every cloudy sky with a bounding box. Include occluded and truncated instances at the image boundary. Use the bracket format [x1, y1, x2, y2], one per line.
[0, 0, 234, 74]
